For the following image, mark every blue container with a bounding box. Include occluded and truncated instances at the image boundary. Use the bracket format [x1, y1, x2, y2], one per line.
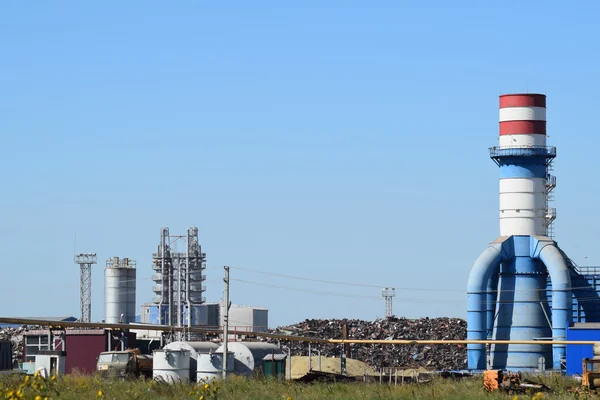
[566, 323, 600, 376]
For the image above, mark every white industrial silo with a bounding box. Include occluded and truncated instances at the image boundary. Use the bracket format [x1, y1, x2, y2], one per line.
[104, 257, 137, 324]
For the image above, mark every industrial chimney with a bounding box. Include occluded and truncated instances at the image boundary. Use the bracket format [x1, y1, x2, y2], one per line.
[467, 94, 572, 371]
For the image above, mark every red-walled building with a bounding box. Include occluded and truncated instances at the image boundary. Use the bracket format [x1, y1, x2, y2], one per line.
[24, 329, 136, 374]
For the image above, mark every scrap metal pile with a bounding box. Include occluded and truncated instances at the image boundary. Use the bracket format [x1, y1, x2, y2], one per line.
[266, 317, 467, 370]
[0, 326, 30, 364]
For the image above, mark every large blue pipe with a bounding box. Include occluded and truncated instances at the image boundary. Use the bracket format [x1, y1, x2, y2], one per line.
[491, 236, 551, 370]
[536, 241, 572, 369]
[467, 244, 502, 370]
[467, 236, 573, 370]
[486, 266, 499, 339]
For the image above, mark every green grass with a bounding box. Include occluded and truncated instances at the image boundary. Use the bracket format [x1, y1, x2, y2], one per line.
[0, 372, 591, 400]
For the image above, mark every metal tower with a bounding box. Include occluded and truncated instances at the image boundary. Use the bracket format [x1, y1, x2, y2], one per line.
[152, 227, 206, 327]
[75, 253, 97, 323]
[382, 288, 395, 318]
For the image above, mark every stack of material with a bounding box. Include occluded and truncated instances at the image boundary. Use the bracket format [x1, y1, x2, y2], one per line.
[0, 326, 31, 364]
[266, 317, 467, 370]
[289, 355, 377, 379]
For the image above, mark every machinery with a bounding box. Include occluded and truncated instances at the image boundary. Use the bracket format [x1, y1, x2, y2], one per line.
[96, 349, 152, 378]
[483, 370, 549, 394]
[582, 344, 600, 391]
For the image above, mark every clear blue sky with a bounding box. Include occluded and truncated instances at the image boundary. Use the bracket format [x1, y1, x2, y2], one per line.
[1, 1, 598, 327]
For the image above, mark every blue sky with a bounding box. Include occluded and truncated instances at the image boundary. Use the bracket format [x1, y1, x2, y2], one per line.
[1, 1, 598, 326]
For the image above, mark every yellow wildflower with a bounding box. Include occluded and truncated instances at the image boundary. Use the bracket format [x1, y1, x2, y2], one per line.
[24, 376, 30, 383]
[199, 396, 205, 400]
[50, 375, 56, 381]
[35, 396, 42, 400]
[287, 397, 293, 400]
[513, 396, 519, 400]
[97, 388, 104, 397]
[203, 383, 210, 389]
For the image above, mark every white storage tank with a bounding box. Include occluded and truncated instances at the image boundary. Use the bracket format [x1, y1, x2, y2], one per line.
[196, 351, 234, 383]
[216, 342, 283, 377]
[153, 349, 191, 383]
[163, 341, 220, 381]
[104, 257, 137, 324]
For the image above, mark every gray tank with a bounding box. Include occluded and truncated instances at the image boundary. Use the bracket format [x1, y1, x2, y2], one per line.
[163, 341, 220, 381]
[104, 257, 136, 324]
[216, 342, 283, 377]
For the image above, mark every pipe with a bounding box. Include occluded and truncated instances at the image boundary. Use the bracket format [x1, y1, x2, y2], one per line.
[178, 255, 182, 330]
[538, 243, 572, 369]
[186, 229, 192, 337]
[485, 266, 499, 339]
[158, 229, 165, 325]
[467, 245, 502, 370]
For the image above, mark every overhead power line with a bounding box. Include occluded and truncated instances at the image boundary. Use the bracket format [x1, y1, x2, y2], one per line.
[226, 265, 600, 294]
[228, 265, 460, 292]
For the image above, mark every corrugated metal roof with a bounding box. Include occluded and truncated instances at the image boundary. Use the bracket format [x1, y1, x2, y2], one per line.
[25, 329, 107, 336]
[263, 354, 287, 361]
[573, 323, 600, 329]
[26, 317, 77, 322]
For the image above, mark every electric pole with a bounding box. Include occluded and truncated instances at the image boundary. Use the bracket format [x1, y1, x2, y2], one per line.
[222, 266, 230, 379]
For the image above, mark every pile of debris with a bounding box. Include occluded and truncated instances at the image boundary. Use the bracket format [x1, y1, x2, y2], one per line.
[266, 317, 467, 370]
[0, 326, 32, 364]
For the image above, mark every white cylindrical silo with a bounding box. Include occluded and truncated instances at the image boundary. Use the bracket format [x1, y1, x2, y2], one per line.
[197, 351, 234, 382]
[104, 257, 136, 324]
[163, 341, 220, 381]
[152, 349, 191, 383]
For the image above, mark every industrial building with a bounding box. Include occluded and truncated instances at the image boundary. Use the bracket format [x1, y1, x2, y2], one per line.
[467, 93, 600, 372]
[139, 302, 268, 336]
[151, 227, 207, 327]
[23, 329, 136, 374]
[139, 227, 269, 334]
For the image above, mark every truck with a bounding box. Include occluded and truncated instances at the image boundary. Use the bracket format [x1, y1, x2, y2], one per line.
[96, 349, 152, 379]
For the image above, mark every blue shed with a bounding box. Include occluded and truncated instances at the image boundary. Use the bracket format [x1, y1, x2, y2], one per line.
[566, 322, 600, 376]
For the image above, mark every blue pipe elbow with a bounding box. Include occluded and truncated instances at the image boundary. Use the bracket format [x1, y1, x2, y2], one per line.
[537, 243, 572, 370]
[467, 245, 502, 370]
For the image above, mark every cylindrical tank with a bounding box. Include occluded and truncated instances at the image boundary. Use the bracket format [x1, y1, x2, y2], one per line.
[104, 258, 136, 324]
[216, 342, 283, 377]
[152, 349, 191, 383]
[196, 351, 234, 382]
[163, 341, 220, 381]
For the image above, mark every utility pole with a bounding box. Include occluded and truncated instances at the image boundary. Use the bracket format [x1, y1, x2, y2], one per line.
[75, 253, 97, 323]
[382, 288, 395, 318]
[222, 266, 230, 379]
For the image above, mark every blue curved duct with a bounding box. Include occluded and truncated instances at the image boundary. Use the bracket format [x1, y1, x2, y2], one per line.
[535, 241, 572, 369]
[467, 236, 573, 370]
[491, 236, 551, 370]
[467, 244, 502, 370]
[485, 266, 499, 339]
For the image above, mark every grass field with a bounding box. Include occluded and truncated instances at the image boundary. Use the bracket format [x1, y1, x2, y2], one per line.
[0, 372, 590, 400]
